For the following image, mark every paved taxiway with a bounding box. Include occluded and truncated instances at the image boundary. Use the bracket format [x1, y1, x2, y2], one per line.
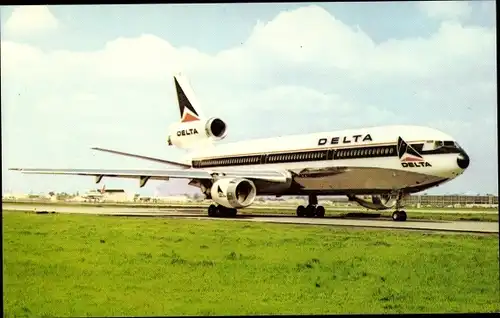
[3, 203, 498, 234]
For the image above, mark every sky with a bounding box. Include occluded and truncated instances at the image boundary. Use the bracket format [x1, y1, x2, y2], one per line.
[1, 2, 497, 197]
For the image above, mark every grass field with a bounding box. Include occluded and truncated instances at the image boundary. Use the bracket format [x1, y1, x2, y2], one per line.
[3, 211, 499, 316]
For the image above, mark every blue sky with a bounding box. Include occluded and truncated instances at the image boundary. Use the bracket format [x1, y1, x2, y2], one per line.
[1, 2, 497, 196]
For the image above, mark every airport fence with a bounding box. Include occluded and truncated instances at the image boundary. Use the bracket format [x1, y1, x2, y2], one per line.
[402, 195, 498, 208]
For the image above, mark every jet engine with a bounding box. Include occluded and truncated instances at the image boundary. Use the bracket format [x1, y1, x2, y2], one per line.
[210, 178, 257, 208]
[167, 117, 227, 148]
[348, 194, 398, 210]
[205, 117, 227, 140]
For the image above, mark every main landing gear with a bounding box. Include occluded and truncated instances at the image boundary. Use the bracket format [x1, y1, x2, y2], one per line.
[296, 194, 325, 218]
[207, 204, 237, 217]
[391, 192, 407, 222]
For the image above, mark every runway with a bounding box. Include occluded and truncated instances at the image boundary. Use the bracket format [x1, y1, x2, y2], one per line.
[2, 203, 498, 234]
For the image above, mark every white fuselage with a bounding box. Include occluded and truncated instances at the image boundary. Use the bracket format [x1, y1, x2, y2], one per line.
[180, 125, 468, 196]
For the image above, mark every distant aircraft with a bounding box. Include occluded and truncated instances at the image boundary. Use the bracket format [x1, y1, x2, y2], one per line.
[10, 73, 470, 221]
[81, 184, 106, 201]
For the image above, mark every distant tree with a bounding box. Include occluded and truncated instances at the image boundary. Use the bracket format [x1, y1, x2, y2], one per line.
[48, 191, 55, 197]
[56, 192, 71, 201]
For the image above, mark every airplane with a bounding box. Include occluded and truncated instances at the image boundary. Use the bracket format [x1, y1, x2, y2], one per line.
[81, 184, 106, 202]
[10, 72, 470, 221]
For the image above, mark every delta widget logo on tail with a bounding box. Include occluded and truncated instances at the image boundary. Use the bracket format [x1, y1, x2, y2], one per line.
[175, 77, 200, 123]
[397, 137, 432, 168]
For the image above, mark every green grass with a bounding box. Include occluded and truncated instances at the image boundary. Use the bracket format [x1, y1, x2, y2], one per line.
[3, 211, 499, 316]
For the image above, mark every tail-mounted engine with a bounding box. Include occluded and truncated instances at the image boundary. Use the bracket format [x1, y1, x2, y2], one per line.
[205, 117, 227, 140]
[167, 117, 227, 148]
[348, 194, 398, 210]
[210, 178, 257, 208]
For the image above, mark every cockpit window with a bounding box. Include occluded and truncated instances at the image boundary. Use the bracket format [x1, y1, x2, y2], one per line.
[422, 140, 457, 151]
[422, 140, 439, 151]
[421, 140, 462, 153]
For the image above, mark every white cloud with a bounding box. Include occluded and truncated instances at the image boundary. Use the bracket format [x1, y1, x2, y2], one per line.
[3, 5, 59, 36]
[247, 6, 374, 70]
[1, 4, 496, 195]
[417, 1, 472, 21]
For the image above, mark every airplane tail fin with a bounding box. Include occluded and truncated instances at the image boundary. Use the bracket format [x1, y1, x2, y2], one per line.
[173, 73, 205, 123]
[167, 72, 227, 149]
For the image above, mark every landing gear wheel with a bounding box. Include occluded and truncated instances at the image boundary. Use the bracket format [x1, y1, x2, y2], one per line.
[214, 206, 236, 217]
[305, 205, 316, 218]
[399, 210, 407, 221]
[296, 195, 326, 218]
[296, 205, 306, 217]
[392, 210, 407, 222]
[228, 208, 237, 217]
[315, 205, 325, 218]
[392, 211, 399, 221]
[208, 204, 218, 217]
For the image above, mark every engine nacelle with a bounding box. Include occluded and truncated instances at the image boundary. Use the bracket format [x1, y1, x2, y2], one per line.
[167, 117, 227, 148]
[348, 194, 398, 210]
[210, 178, 257, 208]
[205, 117, 227, 140]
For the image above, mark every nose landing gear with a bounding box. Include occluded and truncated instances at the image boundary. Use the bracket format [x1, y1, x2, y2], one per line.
[392, 210, 407, 221]
[296, 194, 325, 218]
[391, 192, 407, 221]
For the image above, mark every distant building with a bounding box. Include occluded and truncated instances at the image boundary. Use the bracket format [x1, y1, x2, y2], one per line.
[154, 195, 191, 203]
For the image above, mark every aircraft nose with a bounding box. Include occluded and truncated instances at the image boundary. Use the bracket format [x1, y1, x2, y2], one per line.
[457, 150, 470, 170]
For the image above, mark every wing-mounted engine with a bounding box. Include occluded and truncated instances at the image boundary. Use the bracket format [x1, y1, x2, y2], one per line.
[167, 117, 227, 149]
[348, 194, 398, 210]
[210, 178, 257, 208]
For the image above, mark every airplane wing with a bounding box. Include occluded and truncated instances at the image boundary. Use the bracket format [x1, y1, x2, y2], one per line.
[9, 168, 290, 187]
[91, 147, 191, 168]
